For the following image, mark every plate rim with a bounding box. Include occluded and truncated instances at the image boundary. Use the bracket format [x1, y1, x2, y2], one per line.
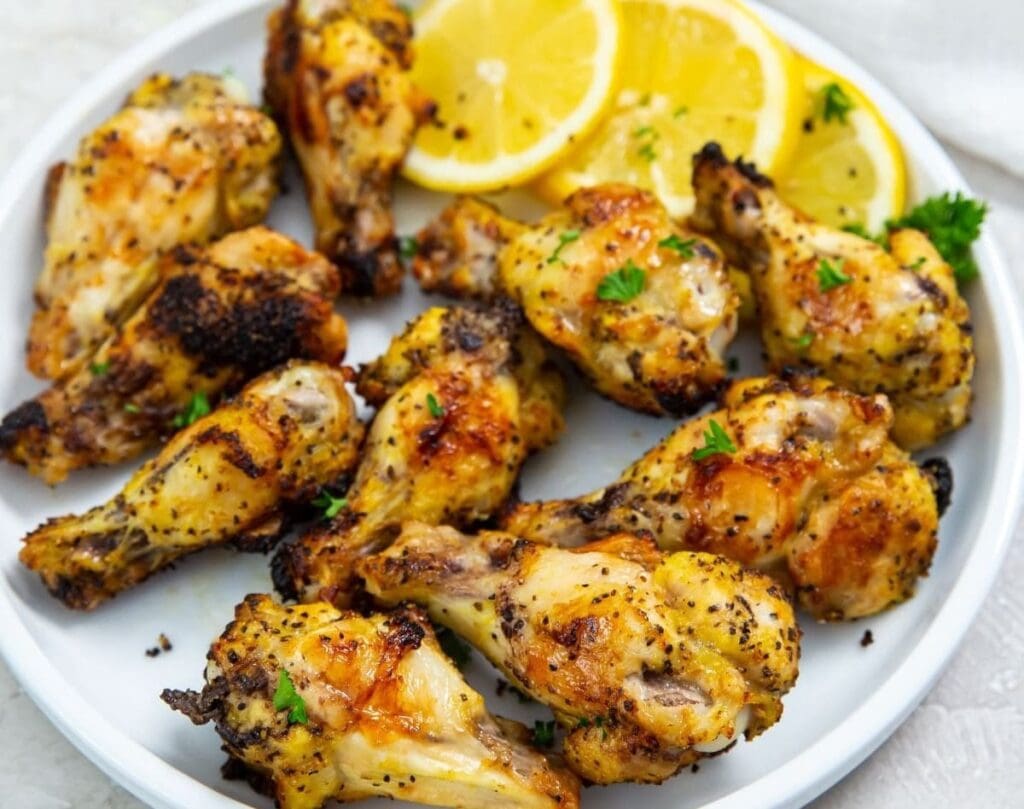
[0, 1, 1021, 808]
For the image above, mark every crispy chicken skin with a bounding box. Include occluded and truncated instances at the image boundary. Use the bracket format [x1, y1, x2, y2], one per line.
[414, 186, 739, 415]
[2, 227, 348, 484]
[503, 374, 945, 621]
[690, 142, 974, 449]
[162, 596, 580, 809]
[274, 305, 565, 605]
[30, 72, 281, 380]
[265, 0, 432, 296]
[19, 362, 364, 610]
[360, 524, 800, 784]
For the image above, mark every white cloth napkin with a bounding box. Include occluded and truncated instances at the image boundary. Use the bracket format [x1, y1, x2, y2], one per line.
[762, 0, 1024, 179]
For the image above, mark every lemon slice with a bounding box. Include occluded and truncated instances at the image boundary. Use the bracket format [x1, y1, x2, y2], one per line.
[537, 0, 801, 217]
[777, 56, 905, 231]
[402, 0, 621, 192]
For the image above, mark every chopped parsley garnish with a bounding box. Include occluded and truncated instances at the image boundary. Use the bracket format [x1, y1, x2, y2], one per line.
[312, 490, 347, 520]
[398, 234, 419, 262]
[658, 234, 697, 258]
[637, 93, 652, 107]
[172, 391, 211, 429]
[533, 720, 556, 747]
[819, 82, 855, 124]
[817, 257, 852, 291]
[841, 222, 887, 247]
[259, 103, 275, 117]
[89, 360, 111, 377]
[637, 141, 657, 162]
[436, 626, 472, 669]
[633, 125, 656, 138]
[546, 229, 580, 264]
[597, 260, 646, 302]
[426, 392, 445, 418]
[727, 356, 740, 373]
[692, 419, 737, 461]
[887, 192, 987, 284]
[634, 125, 658, 161]
[273, 670, 308, 725]
[123, 403, 141, 414]
[577, 717, 591, 728]
[792, 332, 814, 351]
[673, 105, 689, 118]
[398, 3, 413, 17]
[908, 256, 926, 270]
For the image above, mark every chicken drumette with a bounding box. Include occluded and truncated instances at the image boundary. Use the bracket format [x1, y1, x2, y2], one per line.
[690, 142, 974, 449]
[503, 373, 948, 621]
[20, 362, 363, 610]
[2, 226, 347, 484]
[360, 523, 800, 784]
[414, 185, 739, 415]
[30, 72, 281, 380]
[265, 0, 433, 296]
[163, 595, 579, 809]
[274, 304, 565, 605]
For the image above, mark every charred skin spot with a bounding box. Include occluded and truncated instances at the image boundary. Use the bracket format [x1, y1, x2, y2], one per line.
[342, 73, 379, 109]
[0, 400, 48, 451]
[335, 246, 401, 297]
[914, 275, 949, 308]
[195, 426, 265, 479]
[693, 141, 773, 188]
[270, 542, 301, 602]
[572, 483, 630, 524]
[921, 457, 953, 517]
[161, 677, 230, 726]
[149, 273, 318, 375]
[385, 612, 427, 651]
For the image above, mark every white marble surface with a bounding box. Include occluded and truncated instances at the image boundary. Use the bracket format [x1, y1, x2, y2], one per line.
[0, 1, 1021, 807]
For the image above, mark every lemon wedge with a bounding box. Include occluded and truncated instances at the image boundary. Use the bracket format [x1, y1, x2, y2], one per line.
[777, 56, 905, 232]
[402, 0, 621, 192]
[538, 0, 801, 217]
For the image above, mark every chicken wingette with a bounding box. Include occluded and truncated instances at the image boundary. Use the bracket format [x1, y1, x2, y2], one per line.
[360, 524, 800, 784]
[502, 373, 949, 621]
[690, 142, 974, 449]
[162, 595, 580, 809]
[19, 362, 363, 610]
[414, 185, 739, 415]
[1, 226, 347, 484]
[265, 0, 432, 296]
[30, 72, 281, 380]
[274, 305, 565, 605]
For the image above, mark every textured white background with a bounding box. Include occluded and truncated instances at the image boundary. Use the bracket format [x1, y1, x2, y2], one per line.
[0, 1, 1021, 807]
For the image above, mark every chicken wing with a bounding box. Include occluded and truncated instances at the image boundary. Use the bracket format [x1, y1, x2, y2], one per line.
[30, 72, 281, 380]
[2, 226, 347, 484]
[414, 186, 739, 415]
[503, 373, 947, 621]
[360, 524, 800, 784]
[162, 595, 580, 809]
[19, 362, 363, 610]
[690, 142, 974, 449]
[274, 305, 565, 605]
[265, 0, 432, 296]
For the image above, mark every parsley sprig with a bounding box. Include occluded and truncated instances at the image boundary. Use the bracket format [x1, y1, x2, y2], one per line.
[273, 670, 308, 725]
[819, 82, 854, 124]
[89, 360, 111, 377]
[692, 419, 737, 461]
[397, 234, 419, 262]
[312, 490, 347, 520]
[817, 258, 852, 292]
[597, 260, 646, 302]
[172, 391, 210, 429]
[546, 230, 580, 265]
[887, 192, 987, 284]
[658, 234, 697, 258]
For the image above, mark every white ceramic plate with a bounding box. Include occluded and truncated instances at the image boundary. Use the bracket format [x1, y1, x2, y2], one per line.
[0, 2, 1021, 808]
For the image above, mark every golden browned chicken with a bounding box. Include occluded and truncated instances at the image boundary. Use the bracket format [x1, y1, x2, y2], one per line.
[414, 185, 739, 415]
[690, 142, 974, 449]
[19, 362, 363, 610]
[274, 305, 565, 605]
[503, 373, 949, 621]
[2, 226, 347, 484]
[265, 0, 432, 296]
[163, 595, 580, 809]
[360, 524, 800, 784]
[30, 72, 281, 380]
